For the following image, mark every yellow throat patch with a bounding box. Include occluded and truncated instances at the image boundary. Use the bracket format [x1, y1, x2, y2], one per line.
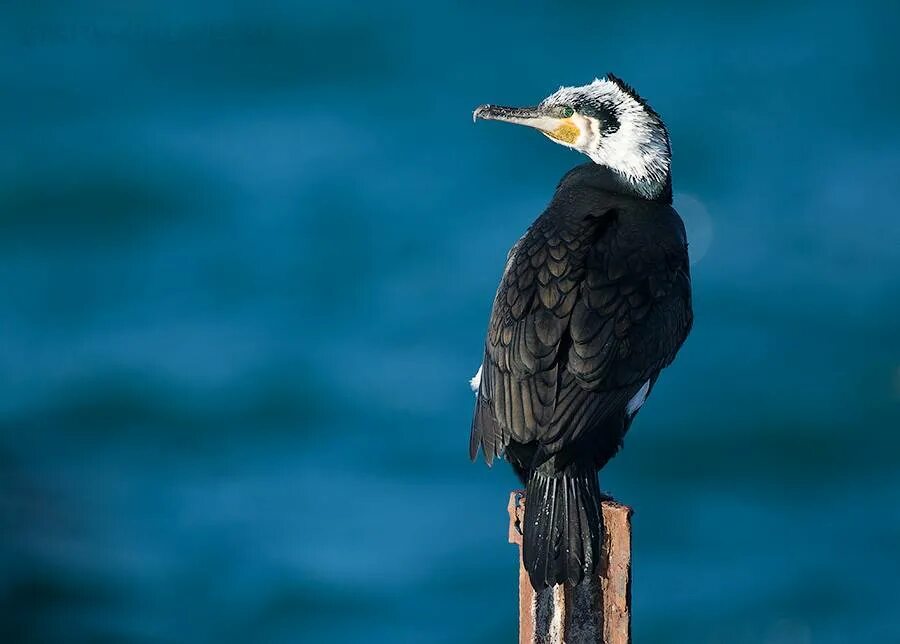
[546, 119, 580, 144]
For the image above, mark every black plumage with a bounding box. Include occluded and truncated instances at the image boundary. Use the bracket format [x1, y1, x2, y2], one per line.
[470, 162, 693, 588]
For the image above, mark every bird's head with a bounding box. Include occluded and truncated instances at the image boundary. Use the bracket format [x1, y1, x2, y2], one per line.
[474, 75, 671, 199]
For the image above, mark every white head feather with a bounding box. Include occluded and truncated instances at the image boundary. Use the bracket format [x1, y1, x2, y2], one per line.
[539, 76, 671, 198]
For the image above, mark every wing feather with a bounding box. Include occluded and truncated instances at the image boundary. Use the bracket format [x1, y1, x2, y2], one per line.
[470, 201, 692, 463]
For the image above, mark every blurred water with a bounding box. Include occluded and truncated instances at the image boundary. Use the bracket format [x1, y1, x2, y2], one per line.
[1, 2, 899, 642]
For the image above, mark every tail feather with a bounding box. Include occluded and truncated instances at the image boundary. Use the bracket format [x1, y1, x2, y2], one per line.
[523, 465, 603, 588]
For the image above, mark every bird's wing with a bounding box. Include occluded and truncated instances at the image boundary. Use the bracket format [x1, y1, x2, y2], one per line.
[540, 212, 693, 453]
[470, 207, 692, 464]
[470, 222, 577, 464]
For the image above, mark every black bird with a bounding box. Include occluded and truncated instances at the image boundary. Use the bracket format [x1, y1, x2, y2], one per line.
[469, 75, 693, 589]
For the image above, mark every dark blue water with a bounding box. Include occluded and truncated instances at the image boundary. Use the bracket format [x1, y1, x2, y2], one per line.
[2, 2, 899, 642]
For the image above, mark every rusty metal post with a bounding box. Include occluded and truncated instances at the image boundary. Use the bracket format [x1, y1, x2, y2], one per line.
[508, 491, 633, 644]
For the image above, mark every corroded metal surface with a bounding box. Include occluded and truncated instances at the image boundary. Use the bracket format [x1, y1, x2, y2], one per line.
[509, 491, 632, 644]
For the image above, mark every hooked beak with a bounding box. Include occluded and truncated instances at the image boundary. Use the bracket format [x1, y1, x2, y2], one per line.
[473, 104, 550, 127]
[473, 104, 581, 145]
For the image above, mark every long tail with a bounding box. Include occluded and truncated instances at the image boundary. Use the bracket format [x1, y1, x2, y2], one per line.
[523, 463, 603, 588]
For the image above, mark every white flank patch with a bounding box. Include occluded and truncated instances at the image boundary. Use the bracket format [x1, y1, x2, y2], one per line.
[469, 364, 483, 395]
[626, 379, 651, 416]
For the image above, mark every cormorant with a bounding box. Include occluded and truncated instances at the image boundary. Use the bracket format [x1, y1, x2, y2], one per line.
[469, 75, 693, 589]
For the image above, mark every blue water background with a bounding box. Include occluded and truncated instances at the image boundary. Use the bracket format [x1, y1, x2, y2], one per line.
[2, 2, 899, 642]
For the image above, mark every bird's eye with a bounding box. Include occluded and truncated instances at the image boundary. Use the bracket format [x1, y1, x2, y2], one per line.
[561, 106, 575, 118]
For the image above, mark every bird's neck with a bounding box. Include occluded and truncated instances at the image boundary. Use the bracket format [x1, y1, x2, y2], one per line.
[560, 163, 672, 204]
[615, 169, 672, 203]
